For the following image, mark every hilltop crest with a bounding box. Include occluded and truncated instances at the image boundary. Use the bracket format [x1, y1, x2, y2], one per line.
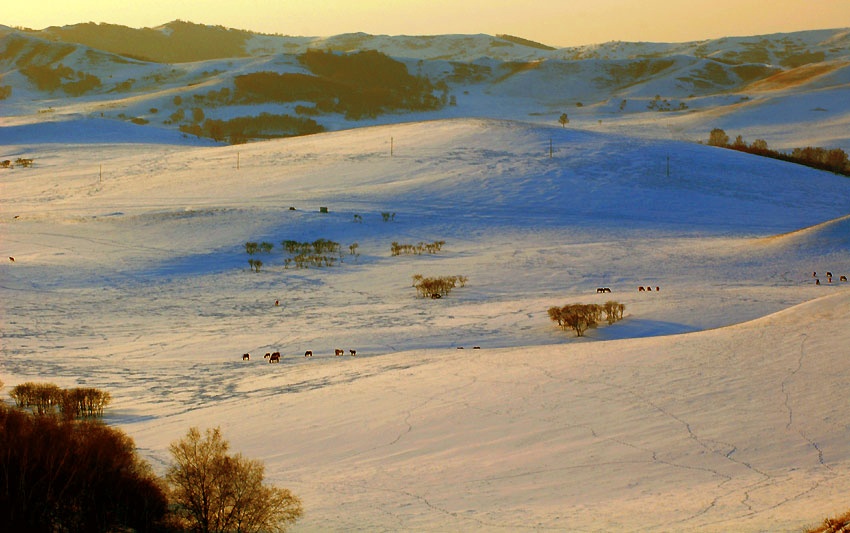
[1, 23, 849, 151]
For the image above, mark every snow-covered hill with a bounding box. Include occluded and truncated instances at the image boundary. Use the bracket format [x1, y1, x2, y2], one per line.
[2, 18, 850, 533]
[1, 117, 849, 530]
[2, 23, 849, 152]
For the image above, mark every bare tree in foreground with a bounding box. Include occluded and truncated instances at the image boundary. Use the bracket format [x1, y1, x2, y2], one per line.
[166, 426, 303, 533]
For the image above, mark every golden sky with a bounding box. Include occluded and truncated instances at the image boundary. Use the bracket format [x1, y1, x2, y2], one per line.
[6, 0, 850, 47]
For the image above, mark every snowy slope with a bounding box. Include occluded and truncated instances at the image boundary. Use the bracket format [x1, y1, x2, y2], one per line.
[1, 117, 849, 530]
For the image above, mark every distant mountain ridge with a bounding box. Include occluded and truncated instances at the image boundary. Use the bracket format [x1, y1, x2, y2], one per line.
[1, 20, 849, 151]
[11, 20, 850, 64]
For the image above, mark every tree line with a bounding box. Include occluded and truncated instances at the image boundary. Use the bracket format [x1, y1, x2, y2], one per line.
[0, 384, 303, 532]
[179, 112, 324, 144]
[708, 128, 850, 176]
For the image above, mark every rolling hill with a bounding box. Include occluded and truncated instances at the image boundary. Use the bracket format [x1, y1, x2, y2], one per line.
[2, 20, 850, 532]
[2, 22, 849, 152]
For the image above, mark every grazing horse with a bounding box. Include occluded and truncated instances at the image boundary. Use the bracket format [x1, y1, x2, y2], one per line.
[596, 288, 605, 293]
[473, 346, 481, 350]
[269, 352, 281, 363]
[827, 272, 833, 278]
[638, 286, 645, 292]
[9, 257, 14, 262]
[242, 353, 250, 361]
[841, 275, 848, 282]
[334, 349, 344, 356]
[264, 352, 271, 359]
[304, 350, 313, 357]
[349, 349, 356, 356]
[656, 286, 660, 291]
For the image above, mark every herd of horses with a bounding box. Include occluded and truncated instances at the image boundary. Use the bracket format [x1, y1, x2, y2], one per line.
[599, 286, 662, 292]
[814, 271, 848, 285]
[242, 349, 356, 362]
[239, 271, 849, 362]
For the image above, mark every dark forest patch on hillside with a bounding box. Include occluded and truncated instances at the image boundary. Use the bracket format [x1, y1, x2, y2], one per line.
[32, 21, 252, 63]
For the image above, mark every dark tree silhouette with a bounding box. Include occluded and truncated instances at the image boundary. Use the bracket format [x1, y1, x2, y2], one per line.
[0, 405, 170, 532]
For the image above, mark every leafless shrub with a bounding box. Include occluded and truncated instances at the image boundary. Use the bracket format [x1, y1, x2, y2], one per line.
[806, 509, 850, 533]
[248, 258, 263, 272]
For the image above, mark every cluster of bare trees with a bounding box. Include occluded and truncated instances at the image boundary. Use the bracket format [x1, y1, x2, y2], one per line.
[244, 238, 352, 271]
[548, 301, 625, 337]
[0, 399, 304, 532]
[0, 405, 170, 532]
[412, 274, 468, 298]
[9, 382, 111, 419]
[284, 254, 338, 269]
[282, 238, 340, 255]
[391, 240, 446, 256]
[281, 238, 343, 269]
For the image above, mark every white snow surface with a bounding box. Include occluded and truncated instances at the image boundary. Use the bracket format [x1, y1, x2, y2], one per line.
[2, 116, 850, 532]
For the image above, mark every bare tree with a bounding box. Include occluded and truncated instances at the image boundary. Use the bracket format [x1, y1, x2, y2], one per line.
[166, 427, 302, 533]
[708, 128, 729, 147]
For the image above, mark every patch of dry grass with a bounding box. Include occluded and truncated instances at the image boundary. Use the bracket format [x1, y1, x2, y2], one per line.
[806, 509, 850, 533]
[745, 61, 848, 92]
